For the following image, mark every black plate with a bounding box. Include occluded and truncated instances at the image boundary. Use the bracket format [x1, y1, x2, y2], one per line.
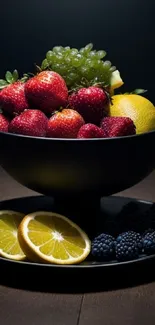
[0, 195, 155, 292]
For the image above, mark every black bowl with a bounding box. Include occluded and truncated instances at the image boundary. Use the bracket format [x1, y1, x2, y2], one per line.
[0, 130, 155, 236]
[0, 131, 155, 198]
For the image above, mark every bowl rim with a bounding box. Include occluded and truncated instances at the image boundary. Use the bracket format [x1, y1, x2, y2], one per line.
[0, 129, 155, 141]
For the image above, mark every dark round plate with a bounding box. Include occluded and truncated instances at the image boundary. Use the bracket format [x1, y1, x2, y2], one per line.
[0, 195, 155, 292]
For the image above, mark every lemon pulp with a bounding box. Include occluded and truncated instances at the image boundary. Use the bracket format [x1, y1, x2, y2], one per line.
[0, 210, 26, 260]
[18, 211, 91, 265]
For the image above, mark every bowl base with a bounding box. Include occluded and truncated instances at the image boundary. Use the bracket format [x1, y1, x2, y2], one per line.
[0, 195, 155, 292]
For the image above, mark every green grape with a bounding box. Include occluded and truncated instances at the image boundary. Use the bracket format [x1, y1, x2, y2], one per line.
[63, 47, 71, 56]
[88, 51, 97, 59]
[49, 53, 58, 64]
[53, 46, 63, 53]
[103, 61, 112, 69]
[79, 66, 91, 81]
[65, 56, 72, 64]
[55, 54, 63, 63]
[85, 43, 93, 52]
[41, 59, 49, 70]
[71, 57, 82, 67]
[76, 54, 85, 64]
[96, 50, 106, 59]
[70, 49, 78, 56]
[110, 66, 116, 72]
[57, 64, 68, 75]
[85, 58, 92, 66]
[79, 66, 89, 75]
[64, 46, 70, 51]
[88, 60, 97, 69]
[85, 68, 96, 81]
[79, 47, 87, 55]
[101, 71, 112, 85]
[68, 72, 77, 81]
[94, 60, 103, 69]
[51, 63, 61, 71]
[46, 51, 54, 61]
[42, 43, 117, 90]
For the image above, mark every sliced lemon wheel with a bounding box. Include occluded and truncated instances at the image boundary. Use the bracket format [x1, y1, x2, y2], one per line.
[0, 210, 26, 260]
[18, 211, 91, 265]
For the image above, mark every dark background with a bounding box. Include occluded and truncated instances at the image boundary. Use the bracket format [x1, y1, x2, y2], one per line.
[0, 0, 154, 102]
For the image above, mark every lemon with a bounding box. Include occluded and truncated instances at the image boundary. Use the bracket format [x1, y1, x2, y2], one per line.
[109, 94, 155, 134]
[18, 211, 91, 265]
[110, 70, 124, 91]
[0, 210, 26, 260]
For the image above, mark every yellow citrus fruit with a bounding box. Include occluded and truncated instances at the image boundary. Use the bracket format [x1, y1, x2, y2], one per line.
[110, 70, 124, 91]
[109, 94, 155, 134]
[18, 211, 91, 265]
[0, 210, 26, 260]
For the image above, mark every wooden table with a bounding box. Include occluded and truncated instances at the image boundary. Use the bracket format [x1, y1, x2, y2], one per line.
[0, 167, 155, 325]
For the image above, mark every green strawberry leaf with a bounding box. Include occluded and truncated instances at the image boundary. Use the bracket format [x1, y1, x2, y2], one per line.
[131, 89, 147, 95]
[12, 69, 19, 82]
[35, 64, 42, 73]
[20, 72, 34, 83]
[5, 71, 14, 84]
[0, 79, 8, 90]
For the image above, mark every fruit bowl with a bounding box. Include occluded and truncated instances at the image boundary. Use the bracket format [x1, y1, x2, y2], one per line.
[0, 130, 155, 236]
[0, 43, 155, 277]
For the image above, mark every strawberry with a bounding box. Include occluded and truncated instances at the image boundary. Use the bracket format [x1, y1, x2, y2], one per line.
[0, 82, 29, 116]
[47, 108, 85, 138]
[68, 86, 109, 125]
[24, 71, 68, 115]
[0, 113, 10, 132]
[77, 123, 105, 138]
[8, 109, 48, 137]
[101, 116, 136, 137]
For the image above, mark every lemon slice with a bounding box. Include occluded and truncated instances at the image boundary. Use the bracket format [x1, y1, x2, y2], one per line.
[18, 211, 91, 265]
[0, 210, 26, 260]
[110, 70, 124, 90]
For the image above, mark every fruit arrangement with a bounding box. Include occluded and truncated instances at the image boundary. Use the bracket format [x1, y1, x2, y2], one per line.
[1, 202, 155, 265]
[0, 43, 155, 138]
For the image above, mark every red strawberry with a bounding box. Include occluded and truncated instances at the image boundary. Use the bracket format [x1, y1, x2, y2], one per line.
[0, 82, 29, 116]
[101, 116, 136, 137]
[24, 71, 68, 115]
[0, 113, 10, 132]
[9, 109, 48, 137]
[77, 123, 105, 139]
[68, 86, 109, 125]
[47, 108, 85, 138]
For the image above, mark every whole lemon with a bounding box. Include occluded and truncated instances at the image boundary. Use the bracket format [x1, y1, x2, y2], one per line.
[109, 94, 155, 134]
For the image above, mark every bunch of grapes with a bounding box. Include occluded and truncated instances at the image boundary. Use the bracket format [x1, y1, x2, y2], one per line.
[41, 43, 116, 91]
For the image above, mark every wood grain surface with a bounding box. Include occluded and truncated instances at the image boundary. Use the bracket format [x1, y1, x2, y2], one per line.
[0, 167, 155, 325]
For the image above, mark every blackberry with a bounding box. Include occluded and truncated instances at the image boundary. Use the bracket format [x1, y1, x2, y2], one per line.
[115, 231, 142, 262]
[143, 228, 155, 236]
[142, 231, 155, 254]
[91, 233, 115, 261]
